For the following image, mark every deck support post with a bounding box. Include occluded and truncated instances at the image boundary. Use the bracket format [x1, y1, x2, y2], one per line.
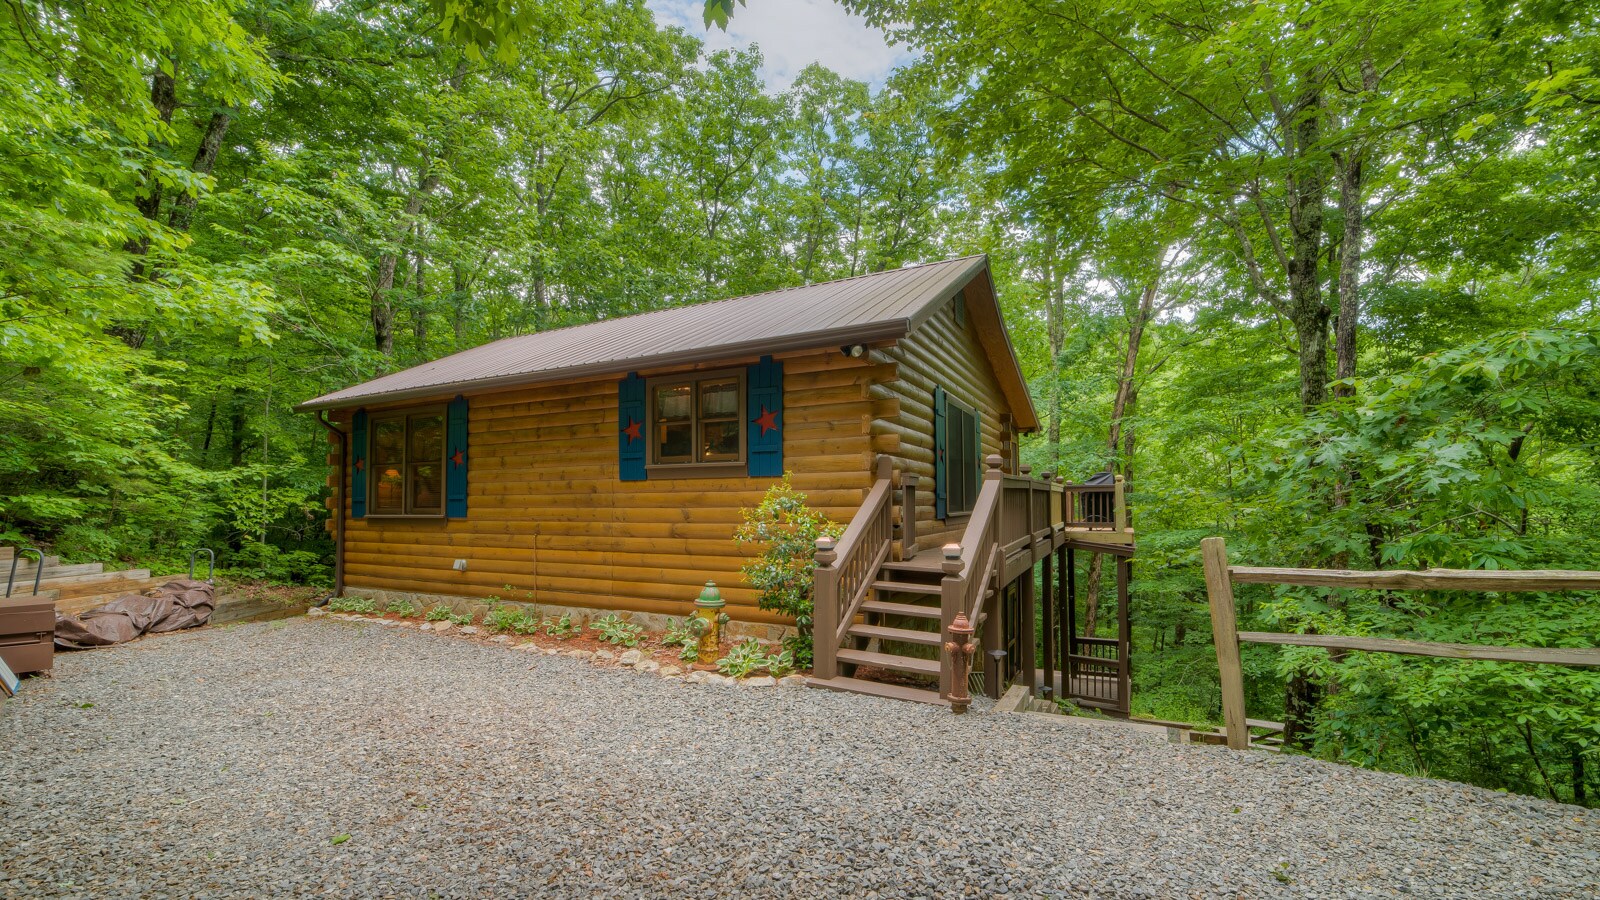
[1040, 548, 1055, 699]
[1065, 547, 1077, 696]
[981, 583, 1004, 698]
[1201, 537, 1249, 750]
[1020, 560, 1037, 696]
[1117, 556, 1132, 713]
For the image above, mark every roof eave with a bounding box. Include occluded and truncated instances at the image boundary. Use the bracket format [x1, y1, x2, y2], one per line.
[293, 319, 912, 413]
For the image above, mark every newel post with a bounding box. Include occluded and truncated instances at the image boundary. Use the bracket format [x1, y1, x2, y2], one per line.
[938, 542, 964, 700]
[813, 535, 839, 681]
[899, 473, 919, 558]
[1201, 537, 1248, 750]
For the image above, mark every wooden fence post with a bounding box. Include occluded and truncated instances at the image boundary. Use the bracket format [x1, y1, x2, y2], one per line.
[900, 474, 919, 558]
[1201, 536, 1248, 750]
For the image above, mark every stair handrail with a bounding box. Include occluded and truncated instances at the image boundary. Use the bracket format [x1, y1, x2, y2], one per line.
[189, 548, 216, 584]
[812, 455, 896, 680]
[938, 455, 1006, 699]
[6, 547, 45, 599]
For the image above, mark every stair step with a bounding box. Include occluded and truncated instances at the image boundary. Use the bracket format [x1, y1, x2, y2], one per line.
[872, 579, 941, 595]
[847, 622, 941, 647]
[836, 647, 939, 677]
[879, 559, 945, 576]
[806, 676, 948, 706]
[860, 600, 940, 620]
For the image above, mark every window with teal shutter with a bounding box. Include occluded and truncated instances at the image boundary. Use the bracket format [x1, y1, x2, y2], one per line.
[619, 373, 647, 481]
[934, 387, 979, 518]
[445, 395, 469, 517]
[746, 356, 783, 477]
[351, 409, 368, 519]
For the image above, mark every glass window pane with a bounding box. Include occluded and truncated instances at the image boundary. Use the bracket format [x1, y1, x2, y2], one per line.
[655, 385, 691, 421]
[373, 419, 405, 465]
[658, 422, 692, 462]
[375, 466, 404, 512]
[700, 380, 739, 418]
[701, 420, 740, 461]
[410, 463, 442, 512]
[410, 415, 443, 461]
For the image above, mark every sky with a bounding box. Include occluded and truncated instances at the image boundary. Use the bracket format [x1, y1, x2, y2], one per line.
[645, 0, 913, 90]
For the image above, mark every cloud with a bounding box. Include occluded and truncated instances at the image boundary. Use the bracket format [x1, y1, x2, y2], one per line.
[646, 0, 913, 90]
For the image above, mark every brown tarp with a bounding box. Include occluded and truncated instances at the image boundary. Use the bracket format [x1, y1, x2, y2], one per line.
[54, 579, 216, 649]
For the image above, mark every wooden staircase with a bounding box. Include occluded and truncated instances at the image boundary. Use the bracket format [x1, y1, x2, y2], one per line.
[810, 555, 951, 704]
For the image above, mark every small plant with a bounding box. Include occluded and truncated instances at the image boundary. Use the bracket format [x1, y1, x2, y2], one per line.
[326, 597, 378, 614]
[716, 638, 772, 678]
[663, 617, 696, 648]
[425, 604, 454, 621]
[484, 603, 524, 633]
[386, 599, 419, 617]
[543, 613, 580, 640]
[591, 613, 643, 646]
[766, 647, 796, 677]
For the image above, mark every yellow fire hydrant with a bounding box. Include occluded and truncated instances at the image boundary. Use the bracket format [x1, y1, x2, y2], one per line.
[686, 581, 730, 665]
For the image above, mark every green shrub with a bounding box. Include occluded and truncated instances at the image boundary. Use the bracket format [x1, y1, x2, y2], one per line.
[385, 599, 419, 617]
[326, 596, 378, 614]
[716, 639, 773, 678]
[485, 603, 539, 634]
[734, 475, 839, 669]
[591, 613, 643, 646]
[542, 613, 580, 640]
[425, 604, 454, 621]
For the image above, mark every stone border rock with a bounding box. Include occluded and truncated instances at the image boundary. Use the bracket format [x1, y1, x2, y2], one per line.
[307, 607, 808, 688]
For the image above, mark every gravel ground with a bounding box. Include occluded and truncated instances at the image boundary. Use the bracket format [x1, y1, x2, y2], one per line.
[1, 618, 1595, 899]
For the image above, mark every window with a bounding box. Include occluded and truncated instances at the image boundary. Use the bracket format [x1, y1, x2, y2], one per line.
[649, 371, 744, 468]
[368, 408, 446, 516]
[946, 397, 979, 516]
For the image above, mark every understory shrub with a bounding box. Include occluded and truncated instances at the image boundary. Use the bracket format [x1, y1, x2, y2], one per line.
[734, 475, 840, 670]
[425, 604, 471, 625]
[485, 602, 540, 634]
[716, 639, 793, 678]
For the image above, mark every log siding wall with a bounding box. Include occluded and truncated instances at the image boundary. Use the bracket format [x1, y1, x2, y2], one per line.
[872, 292, 1015, 551]
[336, 347, 878, 624]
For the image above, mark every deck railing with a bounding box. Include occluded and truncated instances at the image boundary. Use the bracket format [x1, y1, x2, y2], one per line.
[812, 455, 896, 681]
[1060, 476, 1126, 532]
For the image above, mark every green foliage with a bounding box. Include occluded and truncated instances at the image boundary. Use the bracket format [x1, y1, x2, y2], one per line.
[716, 639, 775, 678]
[385, 599, 419, 618]
[485, 603, 540, 634]
[425, 605, 472, 626]
[663, 617, 697, 649]
[542, 613, 580, 640]
[591, 614, 643, 647]
[735, 476, 841, 666]
[326, 597, 378, 614]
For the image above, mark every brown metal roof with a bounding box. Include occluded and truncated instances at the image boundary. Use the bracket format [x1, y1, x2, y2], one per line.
[297, 254, 1036, 428]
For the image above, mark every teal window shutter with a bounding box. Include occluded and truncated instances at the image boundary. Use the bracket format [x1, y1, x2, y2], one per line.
[351, 409, 368, 519]
[746, 355, 783, 477]
[933, 386, 947, 520]
[446, 395, 469, 518]
[619, 373, 647, 481]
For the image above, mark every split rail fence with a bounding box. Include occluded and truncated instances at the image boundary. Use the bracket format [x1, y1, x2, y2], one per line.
[1201, 536, 1600, 751]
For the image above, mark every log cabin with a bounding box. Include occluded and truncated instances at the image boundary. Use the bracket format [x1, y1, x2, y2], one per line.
[299, 255, 1136, 707]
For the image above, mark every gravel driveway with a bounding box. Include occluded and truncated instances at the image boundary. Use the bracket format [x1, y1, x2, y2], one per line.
[1, 618, 1594, 898]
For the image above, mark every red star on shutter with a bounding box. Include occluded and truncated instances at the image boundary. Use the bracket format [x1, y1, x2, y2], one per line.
[753, 407, 780, 436]
[621, 418, 643, 443]
[355, 457, 365, 472]
[451, 449, 465, 468]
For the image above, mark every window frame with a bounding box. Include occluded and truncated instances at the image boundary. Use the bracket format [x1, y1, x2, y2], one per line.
[945, 395, 980, 517]
[365, 404, 449, 519]
[645, 368, 747, 476]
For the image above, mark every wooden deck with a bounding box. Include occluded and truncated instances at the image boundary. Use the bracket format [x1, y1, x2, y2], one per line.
[1031, 669, 1123, 712]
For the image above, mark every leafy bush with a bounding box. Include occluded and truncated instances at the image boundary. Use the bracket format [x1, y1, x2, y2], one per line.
[716, 639, 774, 678]
[326, 596, 378, 614]
[543, 613, 580, 639]
[734, 475, 839, 668]
[425, 604, 472, 625]
[386, 599, 419, 617]
[485, 602, 540, 634]
[591, 613, 643, 646]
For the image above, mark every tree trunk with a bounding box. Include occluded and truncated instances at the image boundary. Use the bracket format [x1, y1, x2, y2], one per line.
[1332, 59, 1377, 400]
[168, 109, 234, 232]
[1043, 233, 1067, 468]
[113, 64, 179, 350]
[371, 174, 440, 356]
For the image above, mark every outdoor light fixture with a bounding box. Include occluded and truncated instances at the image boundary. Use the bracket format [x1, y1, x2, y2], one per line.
[840, 344, 865, 358]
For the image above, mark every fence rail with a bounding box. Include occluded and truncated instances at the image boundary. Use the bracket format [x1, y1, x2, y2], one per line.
[1202, 536, 1600, 750]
